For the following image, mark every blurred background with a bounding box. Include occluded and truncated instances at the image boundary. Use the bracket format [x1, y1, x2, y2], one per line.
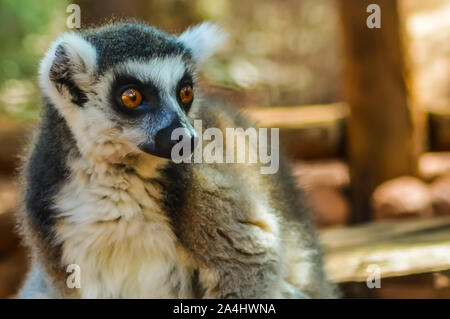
[0, 0, 449, 298]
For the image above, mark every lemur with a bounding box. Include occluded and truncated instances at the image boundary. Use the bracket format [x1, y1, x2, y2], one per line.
[17, 21, 337, 298]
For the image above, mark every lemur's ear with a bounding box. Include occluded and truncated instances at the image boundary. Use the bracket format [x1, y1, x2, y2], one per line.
[39, 32, 97, 106]
[178, 23, 228, 65]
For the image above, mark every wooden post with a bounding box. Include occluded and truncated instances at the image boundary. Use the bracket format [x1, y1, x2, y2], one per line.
[338, 0, 425, 223]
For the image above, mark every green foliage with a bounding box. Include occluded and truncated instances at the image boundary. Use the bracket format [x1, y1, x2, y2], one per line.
[0, 0, 67, 119]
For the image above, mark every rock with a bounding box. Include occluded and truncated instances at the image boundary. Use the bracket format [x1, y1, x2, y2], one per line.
[429, 174, 450, 216]
[305, 186, 350, 228]
[372, 176, 433, 219]
[419, 152, 450, 181]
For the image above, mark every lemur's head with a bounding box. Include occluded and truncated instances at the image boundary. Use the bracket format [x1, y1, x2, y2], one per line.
[40, 22, 226, 162]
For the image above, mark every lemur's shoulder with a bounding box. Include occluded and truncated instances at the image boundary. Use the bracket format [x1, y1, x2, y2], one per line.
[191, 94, 255, 130]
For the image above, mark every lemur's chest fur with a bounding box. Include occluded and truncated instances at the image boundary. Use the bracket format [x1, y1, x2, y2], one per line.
[53, 157, 192, 298]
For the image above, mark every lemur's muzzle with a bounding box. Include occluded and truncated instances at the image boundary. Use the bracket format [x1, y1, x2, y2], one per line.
[139, 119, 197, 159]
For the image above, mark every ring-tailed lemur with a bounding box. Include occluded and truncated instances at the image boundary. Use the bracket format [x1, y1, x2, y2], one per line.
[17, 21, 337, 298]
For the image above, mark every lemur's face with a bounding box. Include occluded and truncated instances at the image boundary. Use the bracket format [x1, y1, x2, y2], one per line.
[39, 22, 226, 162]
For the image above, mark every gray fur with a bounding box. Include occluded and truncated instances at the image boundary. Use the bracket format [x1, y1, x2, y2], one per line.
[82, 22, 188, 73]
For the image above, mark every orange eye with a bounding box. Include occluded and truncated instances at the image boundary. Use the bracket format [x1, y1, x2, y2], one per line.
[179, 85, 193, 104]
[121, 88, 142, 108]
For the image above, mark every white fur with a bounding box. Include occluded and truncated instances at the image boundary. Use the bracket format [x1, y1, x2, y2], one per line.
[178, 23, 228, 64]
[121, 57, 186, 94]
[39, 32, 97, 108]
[53, 156, 193, 298]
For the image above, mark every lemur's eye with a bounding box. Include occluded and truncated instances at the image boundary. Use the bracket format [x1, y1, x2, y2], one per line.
[121, 88, 142, 108]
[179, 85, 193, 104]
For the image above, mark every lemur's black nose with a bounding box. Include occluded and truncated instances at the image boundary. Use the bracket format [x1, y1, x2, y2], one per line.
[151, 120, 196, 159]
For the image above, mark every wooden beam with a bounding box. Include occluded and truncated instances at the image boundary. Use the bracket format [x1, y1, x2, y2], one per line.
[320, 216, 450, 283]
[338, 0, 426, 222]
[244, 103, 348, 159]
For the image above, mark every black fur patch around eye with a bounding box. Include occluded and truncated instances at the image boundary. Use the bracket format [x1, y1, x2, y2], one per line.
[176, 73, 194, 112]
[108, 73, 160, 119]
[49, 44, 88, 107]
